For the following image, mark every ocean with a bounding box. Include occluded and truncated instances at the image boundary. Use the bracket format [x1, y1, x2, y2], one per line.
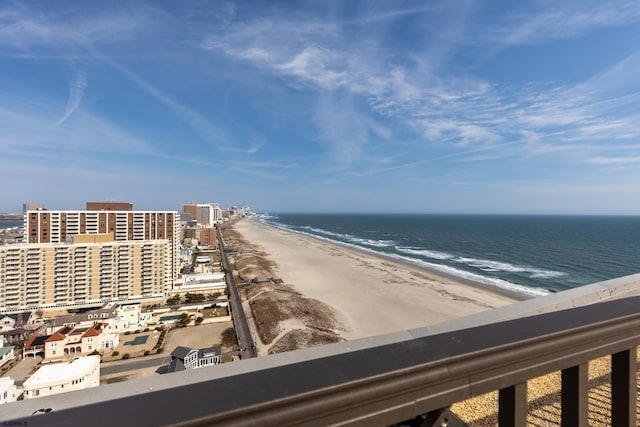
[260, 214, 640, 299]
[0, 222, 22, 230]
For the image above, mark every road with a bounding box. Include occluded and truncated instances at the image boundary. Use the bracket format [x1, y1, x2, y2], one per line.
[218, 225, 257, 359]
[101, 354, 170, 376]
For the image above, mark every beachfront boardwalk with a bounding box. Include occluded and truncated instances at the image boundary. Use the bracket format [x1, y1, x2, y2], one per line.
[217, 226, 256, 359]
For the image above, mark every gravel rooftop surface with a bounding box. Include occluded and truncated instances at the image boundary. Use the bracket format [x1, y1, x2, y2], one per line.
[451, 351, 639, 426]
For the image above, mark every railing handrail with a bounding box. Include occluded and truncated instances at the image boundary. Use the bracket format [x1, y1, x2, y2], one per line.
[4, 295, 640, 426]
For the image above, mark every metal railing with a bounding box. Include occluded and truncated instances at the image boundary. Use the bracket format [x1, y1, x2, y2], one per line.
[3, 293, 640, 426]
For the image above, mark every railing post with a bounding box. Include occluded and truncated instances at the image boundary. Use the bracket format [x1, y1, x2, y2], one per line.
[611, 347, 637, 427]
[498, 382, 527, 427]
[561, 363, 588, 427]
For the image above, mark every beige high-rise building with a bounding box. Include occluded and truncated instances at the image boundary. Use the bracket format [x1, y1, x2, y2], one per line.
[0, 235, 169, 312]
[23, 207, 180, 283]
[6, 204, 181, 313]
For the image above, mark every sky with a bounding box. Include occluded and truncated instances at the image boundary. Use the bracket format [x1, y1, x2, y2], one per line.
[2, 0, 640, 214]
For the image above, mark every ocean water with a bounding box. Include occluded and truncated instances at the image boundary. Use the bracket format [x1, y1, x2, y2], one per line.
[260, 214, 640, 299]
[0, 222, 22, 230]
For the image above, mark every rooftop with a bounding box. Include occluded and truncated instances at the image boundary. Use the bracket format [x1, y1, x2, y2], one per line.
[22, 355, 100, 388]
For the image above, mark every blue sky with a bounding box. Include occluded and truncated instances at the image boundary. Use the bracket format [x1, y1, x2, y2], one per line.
[2, 1, 640, 214]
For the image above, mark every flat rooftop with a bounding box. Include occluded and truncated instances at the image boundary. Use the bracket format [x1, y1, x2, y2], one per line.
[23, 356, 100, 387]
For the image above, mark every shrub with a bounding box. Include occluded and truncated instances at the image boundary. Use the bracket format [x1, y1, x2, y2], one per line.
[112, 351, 120, 356]
[176, 312, 191, 327]
[143, 327, 149, 332]
[195, 316, 204, 324]
[144, 350, 150, 356]
[122, 353, 130, 360]
[124, 331, 131, 336]
[156, 347, 163, 354]
[221, 327, 237, 348]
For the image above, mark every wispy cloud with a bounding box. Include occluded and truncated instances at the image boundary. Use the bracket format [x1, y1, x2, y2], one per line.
[0, 2, 235, 151]
[2, 1, 640, 213]
[197, 0, 640, 176]
[489, 0, 640, 46]
[587, 156, 640, 165]
[0, 92, 155, 157]
[56, 71, 87, 126]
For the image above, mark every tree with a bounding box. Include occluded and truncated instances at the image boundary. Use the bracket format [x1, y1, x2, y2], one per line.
[185, 293, 205, 303]
[166, 295, 181, 306]
[176, 312, 191, 327]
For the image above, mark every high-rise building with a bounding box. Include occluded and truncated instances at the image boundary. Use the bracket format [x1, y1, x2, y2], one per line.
[199, 228, 218, 247]
[182, 203, 197, 220]
[9, 203, 180, 313]
[195, 203, 222, 226]
[23, 207, 179, 282]
[22, 203, 44, 213]
[0, 234, 169, 312]
[86, 201, 133, 211]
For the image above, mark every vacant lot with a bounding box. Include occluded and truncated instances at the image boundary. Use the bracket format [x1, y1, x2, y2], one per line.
[162, 321, 234, 352]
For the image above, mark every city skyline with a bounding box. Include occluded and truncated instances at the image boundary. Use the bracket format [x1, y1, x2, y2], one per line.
[2, 1, 640, 214]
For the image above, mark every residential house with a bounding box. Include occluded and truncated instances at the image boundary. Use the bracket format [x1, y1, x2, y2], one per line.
[0, 338, 15, 368]
[0, 328, 30, 345]
[45, 304, 119, 335]
[45, 303, 148, 335]
[0, 312, 37, 331]
[23, 323, 109, 360]
[0, 377, 20, 404]
[168, 345, 222, 372]
[22, 355, 100, 400]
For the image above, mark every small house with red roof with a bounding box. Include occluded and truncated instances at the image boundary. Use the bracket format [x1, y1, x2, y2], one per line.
[23, 323, 112, 360]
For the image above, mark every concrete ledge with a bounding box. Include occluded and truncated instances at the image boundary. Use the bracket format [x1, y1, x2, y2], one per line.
[3, 273, 640, 422]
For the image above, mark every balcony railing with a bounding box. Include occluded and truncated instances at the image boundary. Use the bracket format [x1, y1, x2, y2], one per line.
[4, 280, 640, 426]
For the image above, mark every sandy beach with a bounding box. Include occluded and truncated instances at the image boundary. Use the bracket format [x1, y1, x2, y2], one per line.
[232, 218, 517, 342]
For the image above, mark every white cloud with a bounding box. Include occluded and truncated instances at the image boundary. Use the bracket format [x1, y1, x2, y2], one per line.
[587, 156, 640, 165]
[490, 0, 640, 46]
[57, 71, 87, 126]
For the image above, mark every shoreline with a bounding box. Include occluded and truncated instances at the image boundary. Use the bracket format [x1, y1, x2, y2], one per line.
[257, 218, 531, 303]
[232, 218, 519, 341]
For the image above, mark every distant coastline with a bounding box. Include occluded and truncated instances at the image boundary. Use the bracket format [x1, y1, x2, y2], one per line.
[0, 213, 23, 224]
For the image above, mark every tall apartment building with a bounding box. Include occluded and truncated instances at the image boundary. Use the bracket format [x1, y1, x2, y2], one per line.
[23, 206, 179, 282]
[196, 203, 222, 226]
[2, 203, 181, 313]
[0, 234, 169, 312]
[182, 204, 197, 221]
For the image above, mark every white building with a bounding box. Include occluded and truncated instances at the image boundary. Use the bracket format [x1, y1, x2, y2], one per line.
[0, 378, 20, 404]
[172, 272, 226, 293]
[22, 355, 100, 399]
[100, 333, 119, 349]
[0, 338, 14, 368]
[196, 203, 222, 226]
[168, 345, 222, 372]
[114, 303, 151, 332]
